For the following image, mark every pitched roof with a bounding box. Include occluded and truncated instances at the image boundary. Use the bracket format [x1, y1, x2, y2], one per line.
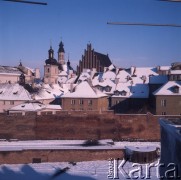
[62, 81, 107, 98]
[153, 81, 181, 96]
[9, 101, 62, 112]
[94, 51, 112, 67]
[0, 66, 22, 75]
[0, 83, 32, 101]
[34, 83, 65, 100]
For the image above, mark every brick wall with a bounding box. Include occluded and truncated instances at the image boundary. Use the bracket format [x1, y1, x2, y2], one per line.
[0, 111, 163, 141]
[0, 149, 124, 164]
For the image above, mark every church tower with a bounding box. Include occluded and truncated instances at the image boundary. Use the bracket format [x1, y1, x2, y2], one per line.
[44, 46, 59, 84]
[58, 41, 65, 65]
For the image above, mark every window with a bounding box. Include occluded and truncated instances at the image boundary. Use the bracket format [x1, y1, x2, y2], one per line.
[71, 99, 75, 105]
[161, 99, 166, 107]
[162, 112, 166, 115]
[3, 101, 5, 105]
[120, 91, 127, 96]
[105, 86, 111, 92]
[79, 99, 83, 105]
[10, 101, 14, 105]
[88, 100, 92, 106]
[114, 91, 120, 96]
[47, 68, 50, 73]
[173, 86, 179, 93]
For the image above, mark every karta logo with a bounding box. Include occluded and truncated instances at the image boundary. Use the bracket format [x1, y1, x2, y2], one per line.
[107, 158, 180, 179]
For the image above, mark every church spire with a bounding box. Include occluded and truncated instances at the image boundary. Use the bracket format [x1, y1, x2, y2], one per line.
[58, 40, 65, 65]
[58, 41, 65, 53]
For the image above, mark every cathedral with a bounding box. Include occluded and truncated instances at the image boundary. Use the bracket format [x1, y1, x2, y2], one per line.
[44, 41, 74, 84]
[77, 43, 112, 75]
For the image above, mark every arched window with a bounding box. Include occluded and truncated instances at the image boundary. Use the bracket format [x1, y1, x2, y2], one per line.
[47, 68, 50, 73]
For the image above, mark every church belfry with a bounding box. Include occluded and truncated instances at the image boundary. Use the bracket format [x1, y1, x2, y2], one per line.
[58, 41, 65, 65]
[44, 46, 59, 84]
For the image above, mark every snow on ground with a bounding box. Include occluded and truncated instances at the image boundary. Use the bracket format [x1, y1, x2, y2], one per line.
[0, 140, 160, 179]
[0, 160, 160, 180]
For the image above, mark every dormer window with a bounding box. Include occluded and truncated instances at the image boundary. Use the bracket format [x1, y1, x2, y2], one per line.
[120, 90, 127, 96]
[13, 91, 18, 95]
[172, 86, 179, 93]
[114, 90, 120, 96]
[46, 90, 51, 94]
[96, 85, 103, 92]
[105, 86, 111, 92]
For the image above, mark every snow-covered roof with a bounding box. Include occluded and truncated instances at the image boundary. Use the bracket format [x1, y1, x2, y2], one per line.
[58, 71, 67, 76]
[131, 67, 158, 84]
[149, 75, 168, 84]
[57, 76, 67, 84]
[66, 76, 77, 84]
[0, 66, 22, 75]
[169, 70, 181, 75]
[9, 101, 62, 112]
[46, 104, 62, 110]
[34, 84, 65, 100]
[62, 81, 107, 98]
[9, 101, 45, 111]
[108, 64, 116, 71]
[102, 70, 116, 80]
[159, 66, 170, 71]
[25, 66, 35, 73]
[113, 82, 149, 99]
[0, 83, 31, 101]
[78, 72, 91, 82]
[113, 82, 131, 98]
[116, 70, 131, 83]
[153, 81, 181, 96]
[125, 146, 157, 153]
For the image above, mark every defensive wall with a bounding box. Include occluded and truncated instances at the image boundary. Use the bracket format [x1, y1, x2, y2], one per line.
[0, 111, 179, 164]
[0, 110, 166, 141]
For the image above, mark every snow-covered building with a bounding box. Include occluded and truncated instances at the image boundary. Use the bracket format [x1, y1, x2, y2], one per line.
[168, 62, 181, 81]
[0, 64, 40, 84]
[61, 81, 108, 111]
[33, 83, 68, 105]
[0, 83, 32, 112]
[153, 81, 181, 115]
[44, 41, 76, 85]
[9, 101, 61, 113]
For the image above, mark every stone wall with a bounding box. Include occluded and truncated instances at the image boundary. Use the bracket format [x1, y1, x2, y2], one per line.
[0, 111, 162, 141]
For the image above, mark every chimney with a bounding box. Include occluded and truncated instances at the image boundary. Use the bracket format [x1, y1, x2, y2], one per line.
[115, 78, 119, 85]
[70, 83, 74, 93]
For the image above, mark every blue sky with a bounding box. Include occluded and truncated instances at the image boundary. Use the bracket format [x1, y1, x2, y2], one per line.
[0, 0, 181, 72]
